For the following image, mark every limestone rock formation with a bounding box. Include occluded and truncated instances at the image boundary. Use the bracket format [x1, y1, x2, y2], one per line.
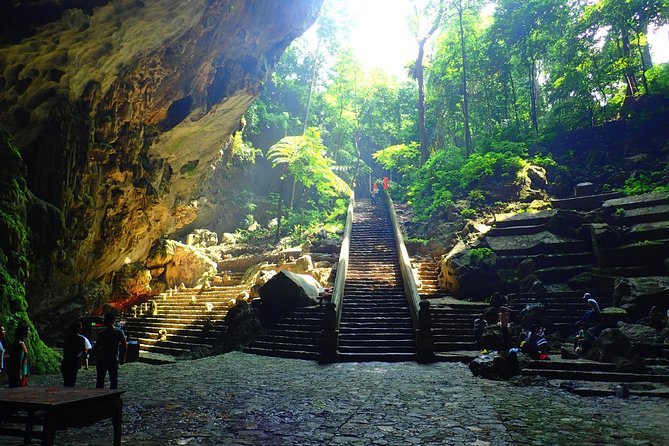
[438, 241, 497, 301]
[0, 1, 322, 328]
[145, 239, 216, 288]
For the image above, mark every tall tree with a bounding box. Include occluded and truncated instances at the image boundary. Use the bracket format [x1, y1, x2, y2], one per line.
[408, 0, 446, 164]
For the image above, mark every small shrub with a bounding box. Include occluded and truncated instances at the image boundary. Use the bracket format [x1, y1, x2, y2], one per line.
[469, 247, 494, 264]
[467, 189, 485, 203]
[460, 208, 477, 218]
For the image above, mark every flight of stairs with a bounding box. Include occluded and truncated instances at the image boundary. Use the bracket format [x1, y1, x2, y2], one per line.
[412, 256, 446, 299]
[242, 306, 325, 360]
[337, 199, 416, 362]
[486, 192, 669, 391]
[122, 270, 246, 357]
[412, 256, 485, 361]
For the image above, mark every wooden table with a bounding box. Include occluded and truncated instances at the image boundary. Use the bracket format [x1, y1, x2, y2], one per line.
[0, 387, 125, 446]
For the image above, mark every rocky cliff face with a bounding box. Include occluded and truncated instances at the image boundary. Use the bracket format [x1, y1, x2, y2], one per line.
[0, 0, 322, 333]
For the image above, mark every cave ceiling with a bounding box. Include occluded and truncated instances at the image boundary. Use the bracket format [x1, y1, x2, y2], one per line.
[0, 0, 323, 286]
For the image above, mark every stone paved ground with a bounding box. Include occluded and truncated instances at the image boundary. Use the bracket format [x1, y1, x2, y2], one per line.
[4, 352, 669, 445]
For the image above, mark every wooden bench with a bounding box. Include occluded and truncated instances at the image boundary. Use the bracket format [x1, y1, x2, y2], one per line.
[0, 387, 125, 446]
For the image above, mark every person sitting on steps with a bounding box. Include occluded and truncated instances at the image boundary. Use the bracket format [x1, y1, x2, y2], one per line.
[574, 323, 596, 355]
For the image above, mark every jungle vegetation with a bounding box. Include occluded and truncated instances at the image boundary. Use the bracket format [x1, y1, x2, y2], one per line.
[240, 0, 669, 239]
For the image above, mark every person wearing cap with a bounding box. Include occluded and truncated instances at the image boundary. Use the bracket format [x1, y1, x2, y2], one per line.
[90, 313, 127, 389]
[576, 292, 600, 326]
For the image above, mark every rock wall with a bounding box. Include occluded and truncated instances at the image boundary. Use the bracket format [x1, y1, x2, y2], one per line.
[0, 0, 322, 332]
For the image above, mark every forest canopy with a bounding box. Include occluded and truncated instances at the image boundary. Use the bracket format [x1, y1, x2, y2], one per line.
[241, 0, 669, 235]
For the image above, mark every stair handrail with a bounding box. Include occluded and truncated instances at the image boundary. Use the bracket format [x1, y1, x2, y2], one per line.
[321, 192, 354, 362]
[383, 190, 420, 327]
[384, 190, 435, 362]
[332, 192, 354, 324]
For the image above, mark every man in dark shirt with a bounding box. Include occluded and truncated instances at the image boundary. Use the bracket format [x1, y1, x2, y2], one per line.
[61, 321, 87, 387]
[91, 313, 127, 389]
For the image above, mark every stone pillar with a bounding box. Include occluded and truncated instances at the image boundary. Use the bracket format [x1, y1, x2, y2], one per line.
[417, 300, 435, 363]
[574, 182, 594, 196]
[320, 302, 338, 363]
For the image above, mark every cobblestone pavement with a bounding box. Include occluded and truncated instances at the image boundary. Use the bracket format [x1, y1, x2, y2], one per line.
[4, 352, 669, 445]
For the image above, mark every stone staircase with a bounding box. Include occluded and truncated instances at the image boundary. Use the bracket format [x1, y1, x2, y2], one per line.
[242, 306, 325, 360]
[485, 192, 669, 392]
[122, 270, 246, 357]
[413, 256, 446, 299]
[337, 199, 416, 362]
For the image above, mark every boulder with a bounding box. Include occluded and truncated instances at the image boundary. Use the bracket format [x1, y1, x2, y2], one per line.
[186, 229, 219, 247]
[598, 307, 628, 327]
[438, 242, 497, 301]
[112, 262, 152, 297]
[518, 274, 546, 293]
[257, 271, 321, 324]
[517, 164, 548, 202]
[616, 322, 662, 346]
[517, 259, 536, 278]
[517, 303, 547, 328]
[589, 223, 626, 259]
[469, 352, 520, 380]
[584, 328, 645, 373]
[612, 276, 669, 308]
[146, 239, 217, 288]
[311, 237, 341, 254]
[217, 301, 262, 353]
[545, 209, 588, 239]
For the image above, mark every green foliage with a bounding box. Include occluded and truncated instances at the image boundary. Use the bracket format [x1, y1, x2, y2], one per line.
[231, 132, 260, 165]
[405, 236, 428, 245]
[460, 208, 477, 218]
[646, 64, 669, 94]
[468, 247, 494, 264]
[0, 125, 59, 375]
[614, 207, 626, 217]
[467, 189, 485, 204]
[372, 142, 420, 175]
[405, 147, 463, 220]
[621, 173, 669, 195]
[267, 128, 352, 199]
[458, 148, 525, 189]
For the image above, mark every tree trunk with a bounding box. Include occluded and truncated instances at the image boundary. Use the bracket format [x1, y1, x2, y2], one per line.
[458, 7, 472, 156]
[289, 176, 297, 210]
[416, 38, 430, 164]
[509, 67, 520, 132]
[303, 39, 321, 134]
[529, 58, 539, 133]
[274, 180, 284, 243]
[620, 29, 639, 100]
[636, 31, 650, 95]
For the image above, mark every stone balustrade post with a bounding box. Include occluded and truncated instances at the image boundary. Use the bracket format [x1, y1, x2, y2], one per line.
[417, 300, 435, 363]
[320, 302, 338, 363]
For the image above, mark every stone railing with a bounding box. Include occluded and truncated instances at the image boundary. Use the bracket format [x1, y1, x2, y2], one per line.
[384, 190, 434, 362]
[321, 193, 354, 362]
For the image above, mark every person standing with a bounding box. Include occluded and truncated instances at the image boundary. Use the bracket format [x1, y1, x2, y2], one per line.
[61, 321, 87, 387]
[91, 313, 127, 389]
[0, 325, 7, 372]
[7, 324, 29, 387]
